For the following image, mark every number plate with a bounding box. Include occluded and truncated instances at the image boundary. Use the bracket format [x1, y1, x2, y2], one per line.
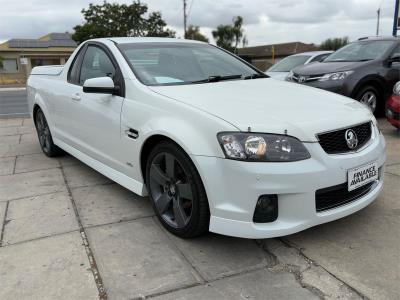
[348, 161, 378, 192]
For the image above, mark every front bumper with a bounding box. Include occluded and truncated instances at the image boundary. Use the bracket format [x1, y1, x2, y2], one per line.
[386, 95, 400, 127]
[287, 78, 349, 96]
[191, 132, 386, 239]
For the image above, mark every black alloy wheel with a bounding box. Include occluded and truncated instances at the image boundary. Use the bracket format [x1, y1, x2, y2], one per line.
[146, 142, 209, 238]
[35, 108, 63, 157]
[356, 86, 382, 116]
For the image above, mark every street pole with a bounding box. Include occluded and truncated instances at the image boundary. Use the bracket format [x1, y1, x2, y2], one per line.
[183, 0, 187, 39]
[393, 0, 400, 36]
[376, 8, 380, 36]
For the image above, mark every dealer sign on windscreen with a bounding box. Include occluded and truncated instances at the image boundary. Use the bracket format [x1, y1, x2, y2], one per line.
[348, 161, 378, 192]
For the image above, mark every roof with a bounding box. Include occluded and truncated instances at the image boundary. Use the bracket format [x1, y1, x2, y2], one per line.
[356, 36, 400, 42]
[3, 33, 77, 49]
[104, 37, 205, 44]
[290, 50, 333, 57]
[238, 42, 318, 58]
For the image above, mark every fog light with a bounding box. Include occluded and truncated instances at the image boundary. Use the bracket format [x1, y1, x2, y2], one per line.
[253, 195, 278, 223]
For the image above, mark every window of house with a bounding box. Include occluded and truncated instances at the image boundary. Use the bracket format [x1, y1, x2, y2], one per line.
[0, 59, 18, 73]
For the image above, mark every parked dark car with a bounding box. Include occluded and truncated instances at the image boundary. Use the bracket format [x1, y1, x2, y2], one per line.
[287, 37, 400, 115]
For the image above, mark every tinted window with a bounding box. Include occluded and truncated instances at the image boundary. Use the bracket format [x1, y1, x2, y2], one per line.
[309, 53, 330, 63]
[325, 41, 396, 62]
[119, 43, 259, 86]
[268, 55, 310, 72]
[80, 46, 116, 85]
[68, 47, 85, 84]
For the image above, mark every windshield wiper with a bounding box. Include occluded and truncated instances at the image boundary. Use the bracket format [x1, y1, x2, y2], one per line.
[190, 74, 243, 84]
[243, 73, 268, 80]
[354, 59, 373, 62]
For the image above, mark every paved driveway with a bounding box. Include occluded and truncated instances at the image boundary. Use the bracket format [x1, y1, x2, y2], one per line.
[0, 118, 398, 299]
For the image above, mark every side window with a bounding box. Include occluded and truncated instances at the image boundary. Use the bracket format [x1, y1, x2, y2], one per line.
[68, 47, 85, 84]
[79, 46, 116, 85]
[309, 54, 329, 63]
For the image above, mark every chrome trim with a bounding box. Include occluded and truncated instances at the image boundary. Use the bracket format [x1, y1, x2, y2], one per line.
[315, 121, 372, 140]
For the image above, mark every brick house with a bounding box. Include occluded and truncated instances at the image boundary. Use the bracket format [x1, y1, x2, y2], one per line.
[0, 33, 77, 85]
[238, 42, 318, 71]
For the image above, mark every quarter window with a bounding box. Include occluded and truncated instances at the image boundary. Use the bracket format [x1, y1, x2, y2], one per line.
[79, 46, 116, 85]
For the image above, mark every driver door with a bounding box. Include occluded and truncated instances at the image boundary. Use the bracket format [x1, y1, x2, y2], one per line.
[65, 44, 126, 172]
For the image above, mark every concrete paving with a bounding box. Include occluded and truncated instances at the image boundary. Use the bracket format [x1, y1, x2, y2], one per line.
[72, 183, 154, 227]
[0, 117, 398, 300]
[3, 192, 79, 245]
[0, 232, 99, 299]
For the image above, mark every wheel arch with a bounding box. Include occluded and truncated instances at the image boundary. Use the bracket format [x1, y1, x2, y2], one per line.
[351, 75, 387, 100]
[32, 103, 41, 125]
[140, 134, 191, 183]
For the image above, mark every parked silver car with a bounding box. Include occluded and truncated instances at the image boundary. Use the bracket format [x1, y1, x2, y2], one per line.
[266, 51, 333, 80]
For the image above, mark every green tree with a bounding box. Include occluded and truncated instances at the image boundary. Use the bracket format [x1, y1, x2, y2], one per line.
[212, 16, 246, 53]
[319, 37, 349, 51]
[72, 1, 175, 44]
[0, 56, 3, 69]
[185, 25, 209, 42]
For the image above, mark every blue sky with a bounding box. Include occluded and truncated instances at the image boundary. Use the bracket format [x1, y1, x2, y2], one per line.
[0, 0, 397, 46]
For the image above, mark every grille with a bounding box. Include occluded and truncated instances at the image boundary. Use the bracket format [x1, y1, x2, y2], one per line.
[292, 73, 323, 83]
[317, 122, 372, 154]
[316, 181, 376, 212]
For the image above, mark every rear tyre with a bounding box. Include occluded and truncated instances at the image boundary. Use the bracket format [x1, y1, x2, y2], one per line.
[356, 86, 382, 116]
[146, 141, 210, 238]
[35, 108, 63, 157]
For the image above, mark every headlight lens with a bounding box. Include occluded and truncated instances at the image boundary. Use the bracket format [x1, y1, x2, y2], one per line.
[319, 71, 353, 81]
[217, 133, 311, 162]
[393, 82, 400, 96]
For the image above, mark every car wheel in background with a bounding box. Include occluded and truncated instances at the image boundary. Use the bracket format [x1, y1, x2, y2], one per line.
[35, 108, 63, 157]
[356, 86, 381, 115]
[146, 141, 210, 238]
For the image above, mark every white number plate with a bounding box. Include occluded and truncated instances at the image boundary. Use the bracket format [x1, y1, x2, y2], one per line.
[348, 161, 378, 192]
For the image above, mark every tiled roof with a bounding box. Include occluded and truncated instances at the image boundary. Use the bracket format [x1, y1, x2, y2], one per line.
[6, 33, 77, 49]
[238, 42, 318, 58]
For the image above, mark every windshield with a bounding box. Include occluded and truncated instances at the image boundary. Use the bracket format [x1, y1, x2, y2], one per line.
[324, 40, 396, 62]
[118, 43, 262, 86]
[268, 55, 310, 72]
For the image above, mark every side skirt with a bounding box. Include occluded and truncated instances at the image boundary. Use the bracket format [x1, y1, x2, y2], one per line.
[54, 137, 147, 196]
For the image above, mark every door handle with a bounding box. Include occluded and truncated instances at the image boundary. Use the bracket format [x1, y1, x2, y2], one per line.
[71, 93, 81, 101]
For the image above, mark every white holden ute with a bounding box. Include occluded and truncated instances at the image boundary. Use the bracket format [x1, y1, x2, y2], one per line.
[27, 38, 386, 239]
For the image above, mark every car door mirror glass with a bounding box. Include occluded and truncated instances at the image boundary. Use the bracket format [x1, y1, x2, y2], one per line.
[83, 77, 118, 94]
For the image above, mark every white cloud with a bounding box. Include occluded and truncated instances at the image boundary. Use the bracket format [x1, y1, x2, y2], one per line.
[0, 0, 396, 46]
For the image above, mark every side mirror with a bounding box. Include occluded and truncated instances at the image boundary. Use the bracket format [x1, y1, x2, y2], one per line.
[389, 53, 400, 64]
[83, 77, 119, 94]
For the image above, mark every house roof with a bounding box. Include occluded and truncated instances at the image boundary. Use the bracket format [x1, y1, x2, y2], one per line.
[1, 33, 77, 49]
[238, 42, 318, 58]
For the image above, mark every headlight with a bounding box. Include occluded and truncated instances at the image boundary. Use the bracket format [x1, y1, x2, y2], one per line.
[217, 132, 311, 162]
[393, 82, 400, 96]
[319, 71, 353, 81]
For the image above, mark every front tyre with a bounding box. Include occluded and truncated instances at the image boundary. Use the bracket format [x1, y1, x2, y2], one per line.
[356, 86, 381, 115]
[146, 141, 210, 238]
[35, 108, 63, 157]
